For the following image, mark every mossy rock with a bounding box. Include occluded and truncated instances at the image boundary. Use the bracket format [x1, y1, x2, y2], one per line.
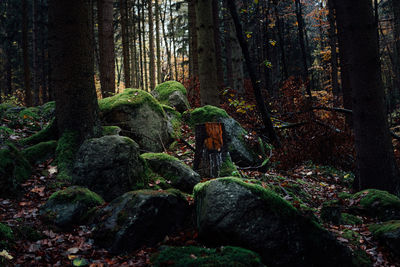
[219, 156, 240, 177]
[0, 142, 31, 198]
[99, 89, 172, 152]
[102, 126, 121, 136]
[19, 118, 58, 146]
[370, 220, 400, 256]
[40, 101, 56, 119]
[152, 81, 190, 112]
[341, 213, 363, 225]
[151, 246, 265, 267]
[40, 186, 104, 228]
[352, 189, 400, 220]
[0, 103, 17, 117]
[185, 106, 257, 167]
[194, 177, 356, 267]
[22, 140, 57, 165]
[19, 107, 41, 120]
[142, 153, 200, 193]
[94, 189, 189, 253]
[162, 104, 183, 139]
[0, 223, 14, 249]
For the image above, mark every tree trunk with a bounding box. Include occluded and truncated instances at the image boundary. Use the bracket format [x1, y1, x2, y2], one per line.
[212, 0, 223, 88]
[148, 0, 156, 90]
[98, 0, 116, 97]
[188, 0, 198, 79]
[32, 0, 40, 105]
[327, 0, 340, 99]
[138, 0, 144, 89]
[335, 0, 400, 195]
[273, 0, 288, 80]
[169, 0, 178, 81]
[48, 0, 99, 142]
[119, 0, 131, 88]
[196, 0, 219, 106]
[130, 0, 138, 88]
[142, 1, 148, 91]
[22, 0, 32, 107]
[392, 0, 400, 101]
[155, 0, 162, 84]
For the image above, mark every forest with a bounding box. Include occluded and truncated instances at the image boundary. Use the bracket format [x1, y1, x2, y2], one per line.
[1, 0, 400, 266]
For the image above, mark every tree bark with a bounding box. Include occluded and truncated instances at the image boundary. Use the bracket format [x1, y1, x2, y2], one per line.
[196, 0, 219, 106]
[392, 0, 400, 100]
[119, 0, 131, 88]
[155, 0, 162, 84]
[148, 0, 156, 90]
[188, 0, 198, 79]
[335, 0, 400, 195]
[48, 0, 99, 142]
[327, 0, 340, 99]
[22, 0, 32, 106]
[98, 0, 116, 97]
[273, 0, 288, 80]
[212, 0, 223, 88]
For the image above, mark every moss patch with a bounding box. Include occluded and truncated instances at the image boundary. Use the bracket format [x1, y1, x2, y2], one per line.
[48, 186, 104, 206]
[102, 126, 121, 136]
[354, 189, 400, 208]
[186, 105, 229, 127]
[341, 213, 363, 225]
[99, 88, 165, 117]
[154, 81, 187, 102]
[41, 101, 56, 118]
[0, 142, 31, 198]
[194, 177, 298, 218]
[219, 157, 240, 177]
[141, 152, 179, 163]
[22, 140, 57, 165]
[0, 223, 14, 249]
[56, 131, 79, 181]
[151, 246, 264, 267]
[19, 118, 58, 146]
[370, 220, 400, 237]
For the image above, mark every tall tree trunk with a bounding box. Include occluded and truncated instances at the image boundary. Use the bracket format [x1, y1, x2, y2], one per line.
[98, 0, 116, 97]
[188, 0, 198, 79]
[392, 0, 400, 101]
[196, 0, 219, 106]
[120, 0, 131, 88]
[137, 0, 144, 88]
[273, 0, 288, 80]
[48, 0, 99, 142]
[148, 0, 156, 90]
[223, 0, 233, 89]
[161, 1, 172, 81]
[33, 0, 40, 105]
[212, 0, 223, 88]
[22, 0, 32, 106]
[129, 0, 138, 88]
[327, 0, 340, 99]
[227, 0, 280, 146]
[335, 0, 400, 195]
[142, 0, 148, 91]
[155, 0, 162, 84]
[169, 0, 178, 81]
[294, 0, 311, 97]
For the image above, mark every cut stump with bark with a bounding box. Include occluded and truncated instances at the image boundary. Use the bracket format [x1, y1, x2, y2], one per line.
[193, 122, 230, 178]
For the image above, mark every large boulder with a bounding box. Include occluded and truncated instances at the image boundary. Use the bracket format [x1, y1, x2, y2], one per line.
[186, 105, 257, 167]
[350, 189, 400, 221]
[152, 81, 190, 113]
[94, 189, 189, 253]
[72, 135, 147, 202]
[40, 186, 104, 228]
[142, 153, 200, 193]
[370, 220, 400, 256]
[151, 246, 265, 267]
[194, 177, 357, 267]
[0, 142, 31, 198]
[99, 89, 172, 152]
[162, 104, 182, 139]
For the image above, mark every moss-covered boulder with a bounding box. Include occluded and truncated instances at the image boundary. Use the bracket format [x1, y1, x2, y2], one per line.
[40, 101, 56, 119]
[370, 220, 400, 256]
[94, 189, 189, 253]
[0, 223, 14, 249]
[152, 81, 190, 113]
[72, 135, 147, 202]
[162, 104, 182, 139]
[194, 177, 357, 267]
[102, 126, 121, 136]
[99, 89, 172, 152]
[185, 106, 257, 166]
[0, 142, 31, 198]
[351, 189, 400, 221]
[40, 186, 104, 228]
[142, 153, 200, 193]
[151, 246, 265, 267]
[22, 140, 57, 165]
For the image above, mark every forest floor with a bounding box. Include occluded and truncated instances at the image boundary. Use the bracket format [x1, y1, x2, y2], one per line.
[1, 118, 399, 267]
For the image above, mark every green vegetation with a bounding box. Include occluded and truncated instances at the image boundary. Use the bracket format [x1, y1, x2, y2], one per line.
[22, 140, 57, 164]
[219, 157, 240, 177]
[102, 126, 121, 136]
[141, 152, 179, 162]
[48, 186, 104, 206]
[341, 213, 363, 225]
[99, 88, 165, 117]
[354, 189, 400, 209]
[186, 105, 229, 127]
[0, 223, 14, 249]
[40, 101, 56, 118]
[369, 220, 400, 237]
[55, 131, 79, 181]
[151, 246, 264, 267]
[19, 118, 58, 146]
[153, 81, 187, 102]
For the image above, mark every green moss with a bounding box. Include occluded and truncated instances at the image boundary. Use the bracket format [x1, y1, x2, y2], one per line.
[0, 142, 31, 197]
[354, 189, 400, 209]
[194, 177, 298, 218]
[48, 186, 104, 206]
[102, 126, 121, 136]
[154, 81, 187, 102]
[187, 105, 229, 127]
[342, 229, 361, 245]
[219, 157, 240, 177]
[22, 140, 57, 165]
[0, 223, 14, 249]
[141, 152, 179, 162]
[19, 118, 58, 146]
[338, 192, 352, 199]
[341, 213, 363, 225]
[151, 246, 264, 267]
[56, 131, 79, 181]
[369, 220, 400, 237]
[41, 101, 55, 118]
[19, 107, 40, 120]
[0, 102, 16, 116]
[99, 88, 165, 117]
[162, 104, 183, 138]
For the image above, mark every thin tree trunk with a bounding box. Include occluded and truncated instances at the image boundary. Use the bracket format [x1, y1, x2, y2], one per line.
[22, 0, 32, 106]
[155, 0, 162, 84]
[33, 0, 40, 105]
[188, 0, 198, 79]
[142, 0, 148, 91]
[392, 0, 400, 101]
[120, 0, 131, 88]
[161, 0, 172, 80]
[212, 0, 223, 88]
[223, 0, 233, 88]
[137, 0, 144, 88]
[148, 0, 156, 90]
[327, 0, 340, 99]
[98, 0, 116, 97]
[273, 0, 288, 80]
[170, 0, 178, 81]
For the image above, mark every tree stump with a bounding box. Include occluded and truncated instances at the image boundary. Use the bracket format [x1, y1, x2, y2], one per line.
[193, 122, 229, 178]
